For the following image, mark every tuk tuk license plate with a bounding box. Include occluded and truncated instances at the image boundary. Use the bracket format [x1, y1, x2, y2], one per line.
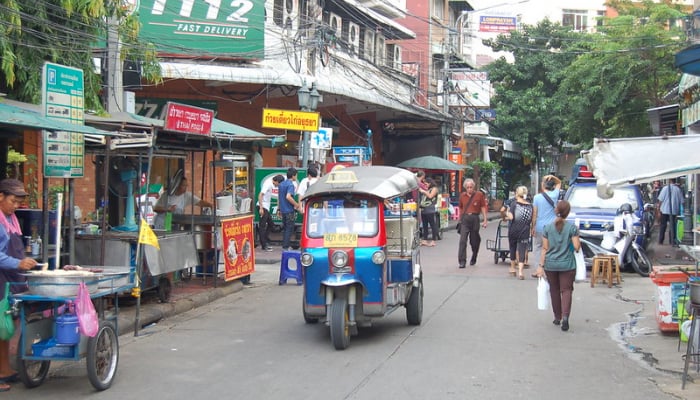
[323, 233, 358, 247]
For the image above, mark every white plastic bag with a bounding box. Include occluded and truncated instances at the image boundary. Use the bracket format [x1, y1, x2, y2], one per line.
[574, 250, 586, 282]
[537, 277, 550, 311]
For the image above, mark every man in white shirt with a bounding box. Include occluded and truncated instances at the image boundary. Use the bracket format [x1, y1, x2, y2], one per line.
[153, 177, 212, 229]
[257, 174, 284, 251]
[296, 164, 319, 199]
[251, 142, 263, 169]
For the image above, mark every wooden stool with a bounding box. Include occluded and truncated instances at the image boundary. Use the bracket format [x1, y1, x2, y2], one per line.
[591, 255, 621, 288]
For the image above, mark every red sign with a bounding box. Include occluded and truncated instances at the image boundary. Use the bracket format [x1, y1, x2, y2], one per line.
[220, 215, 255, 281]
[163, 102, 214, 135]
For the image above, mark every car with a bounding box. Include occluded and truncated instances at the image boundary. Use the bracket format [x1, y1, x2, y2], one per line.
[564, 164, 646, 245]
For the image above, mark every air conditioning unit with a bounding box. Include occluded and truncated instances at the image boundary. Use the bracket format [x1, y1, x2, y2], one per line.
[375, 34, 386, 66]
[346, 22, 360, 55]
[273, 0, 299, 35]
[363, 29, 375, 62]
[328, 12, 342, 38]
[387, 44, 402, 70]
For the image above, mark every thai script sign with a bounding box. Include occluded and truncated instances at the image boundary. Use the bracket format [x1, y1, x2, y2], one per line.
[220, 215, 255, 281]
[163, 102, 214, 135]
[262, 108, 320, 131]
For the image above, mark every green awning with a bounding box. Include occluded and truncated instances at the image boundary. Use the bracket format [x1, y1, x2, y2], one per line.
[0, 101, 113, 136]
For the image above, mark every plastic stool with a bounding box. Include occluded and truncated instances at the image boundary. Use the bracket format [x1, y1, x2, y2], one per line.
[279, 250, 303, 285]
[451, 206, 460, 221]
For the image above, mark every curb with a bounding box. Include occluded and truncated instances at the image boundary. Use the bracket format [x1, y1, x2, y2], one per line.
[116, 280, 244, 335]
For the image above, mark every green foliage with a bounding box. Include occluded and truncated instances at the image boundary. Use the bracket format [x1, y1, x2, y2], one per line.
[484, 2, 686, 155]
[0, 0, 161, 111]
[467, 160, 506, 199]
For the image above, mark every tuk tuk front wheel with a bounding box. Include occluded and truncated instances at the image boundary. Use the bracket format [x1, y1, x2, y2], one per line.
[329, 297, 350, 350]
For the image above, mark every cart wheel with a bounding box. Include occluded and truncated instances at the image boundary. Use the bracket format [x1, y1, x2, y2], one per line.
[157, 277, 172, 303]
[406, 274, 423, 326]
[329, 297, 350, 350]
[16, 345, 50, 388]
[494, 252, 499, 264]
[87, 321, 119, 391]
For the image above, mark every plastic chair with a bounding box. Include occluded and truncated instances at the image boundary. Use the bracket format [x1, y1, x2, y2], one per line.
[279, 250, 303, 285]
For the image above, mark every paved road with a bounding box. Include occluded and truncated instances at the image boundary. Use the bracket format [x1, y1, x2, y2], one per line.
[4, 222, 696, 399]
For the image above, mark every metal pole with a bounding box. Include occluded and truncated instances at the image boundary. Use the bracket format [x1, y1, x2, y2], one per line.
[301, 130, 310, 168]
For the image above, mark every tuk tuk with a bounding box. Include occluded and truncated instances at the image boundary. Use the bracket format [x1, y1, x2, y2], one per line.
[300, 166, 424, 350]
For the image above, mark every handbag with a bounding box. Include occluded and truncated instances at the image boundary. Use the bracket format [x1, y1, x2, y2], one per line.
[537, 277, 550, 311]
[420, 194, 434, 208]
[0, 283, 15, 340]
[75, 282, 99, 337]
[574, 250, 586, 281]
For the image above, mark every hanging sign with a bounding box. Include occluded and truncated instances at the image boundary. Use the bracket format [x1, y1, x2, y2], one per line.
[261, 108, 320, 131]
[163, 102, 214, 135]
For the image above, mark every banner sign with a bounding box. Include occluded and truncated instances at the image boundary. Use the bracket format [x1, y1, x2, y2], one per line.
[221, 215, 255, 281]
[138, 0, 265, 57]
[479, 16, 517, 33]
[262, 108, 320, 131]
[163, 102, 214, 135]
[42, 62, 85, 178]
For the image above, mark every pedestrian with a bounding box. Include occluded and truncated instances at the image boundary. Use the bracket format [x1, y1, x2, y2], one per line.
[415, 170, 428, 191]
[535, 200, 580, 332]
[457, 178, 488, 268]
[153, 176, 213, 229]
[531, 174, 562, 277]
[257, 174, 284, 252]
[504, 185, 533, 280]
[296, 164, 320, 202]
[277, 167, 302, 251]
[419, 177, 439, 247]
[251, 142, 264, 169]
[657, 178, 683, 247]
[0, 179, 37, 391]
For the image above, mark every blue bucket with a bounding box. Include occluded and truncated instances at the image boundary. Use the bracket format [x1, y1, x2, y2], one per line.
[55, 313, 80, 345]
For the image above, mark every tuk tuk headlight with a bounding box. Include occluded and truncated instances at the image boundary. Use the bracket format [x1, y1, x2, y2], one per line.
[371, 250, 386, 265]
[331, 251, 348, 268]
[301, 253, 313, 267]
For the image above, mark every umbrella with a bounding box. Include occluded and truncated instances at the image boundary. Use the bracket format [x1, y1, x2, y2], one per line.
[396, 155, 465, 171]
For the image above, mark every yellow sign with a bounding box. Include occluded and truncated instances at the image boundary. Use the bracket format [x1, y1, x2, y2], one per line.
[323, 233, 358, 247]
[262, 108, 320, 131]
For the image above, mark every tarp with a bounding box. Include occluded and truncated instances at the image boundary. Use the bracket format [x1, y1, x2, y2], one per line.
[396, 155, 466, 171]
[584, 135, 700, 198]
[0, 101, 113, 136]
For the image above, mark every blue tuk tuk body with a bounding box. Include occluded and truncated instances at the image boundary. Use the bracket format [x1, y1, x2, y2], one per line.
[300, 166, 424, 350]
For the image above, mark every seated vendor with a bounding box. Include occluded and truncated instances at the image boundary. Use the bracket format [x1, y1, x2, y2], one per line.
[153, 177, 212, 229]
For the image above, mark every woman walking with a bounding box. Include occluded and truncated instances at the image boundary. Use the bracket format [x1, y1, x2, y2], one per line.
[535, 200, 580, 332]
[419, 177, 439, 247]
[504, 186, 533, 280]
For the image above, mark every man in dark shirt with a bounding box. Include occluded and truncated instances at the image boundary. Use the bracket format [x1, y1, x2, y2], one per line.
[277, 167, 301, 250]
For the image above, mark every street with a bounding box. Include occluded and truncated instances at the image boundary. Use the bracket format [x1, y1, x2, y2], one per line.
[3, 222, 693, 399]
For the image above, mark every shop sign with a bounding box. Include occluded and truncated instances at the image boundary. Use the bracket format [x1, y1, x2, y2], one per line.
[137, 0, 264, 58]
[42, 62, 85, 178]
[262, 108, 320, 131]
[221, 215, 255, 281]
[479, 16, 517, 33]
[163, 102, 214, 135]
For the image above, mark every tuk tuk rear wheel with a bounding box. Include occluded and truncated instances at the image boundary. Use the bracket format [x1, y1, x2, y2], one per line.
[329, 297, 350, 350]
[406, 277, 423, 325]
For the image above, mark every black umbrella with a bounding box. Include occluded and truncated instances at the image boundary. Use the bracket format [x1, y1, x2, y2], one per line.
[396, 155, 465, 171]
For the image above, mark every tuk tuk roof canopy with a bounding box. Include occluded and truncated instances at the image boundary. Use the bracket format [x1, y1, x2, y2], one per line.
[584, 135, 700, 199]
[302, 166, 419, 200]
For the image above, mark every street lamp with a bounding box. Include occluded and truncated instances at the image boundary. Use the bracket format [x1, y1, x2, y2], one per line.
[297, 81, 321, 168]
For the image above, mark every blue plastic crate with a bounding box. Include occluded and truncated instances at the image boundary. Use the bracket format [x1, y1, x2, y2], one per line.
[32, 338, 76, 358]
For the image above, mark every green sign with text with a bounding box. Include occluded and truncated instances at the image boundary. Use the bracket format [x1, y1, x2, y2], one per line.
[138, 0, 265, 58]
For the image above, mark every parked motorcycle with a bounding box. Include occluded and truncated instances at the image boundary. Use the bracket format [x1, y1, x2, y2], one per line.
[579, 203, 652, 277]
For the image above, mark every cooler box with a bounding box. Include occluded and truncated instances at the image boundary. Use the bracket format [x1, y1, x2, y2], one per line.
[649, 266, 698, 332]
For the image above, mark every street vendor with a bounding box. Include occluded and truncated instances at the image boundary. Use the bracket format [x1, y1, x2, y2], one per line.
[0, 179, 37, 391]
[153, 176, 213, 229]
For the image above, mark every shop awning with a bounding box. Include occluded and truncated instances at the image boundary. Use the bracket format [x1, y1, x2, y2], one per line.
[0, 101, 114, 137]
[585, 135, 700, 198]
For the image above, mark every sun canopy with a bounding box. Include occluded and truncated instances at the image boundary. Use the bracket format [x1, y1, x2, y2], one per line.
[396, 155, 465, 171]
[585, 135, 700, 198]
[0, 101, 113, 136]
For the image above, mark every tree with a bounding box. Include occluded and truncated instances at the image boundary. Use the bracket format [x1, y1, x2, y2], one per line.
[557, 0, 685, 143]
[0, 0, 160, 113]
[484, 20, 585, 161]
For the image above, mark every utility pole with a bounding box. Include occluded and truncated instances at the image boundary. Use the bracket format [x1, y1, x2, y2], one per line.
[105, 15, 123, 113]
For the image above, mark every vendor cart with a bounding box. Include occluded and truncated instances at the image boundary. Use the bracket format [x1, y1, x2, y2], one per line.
[10, 267, 135, 390]
[486, 220, 510, 264]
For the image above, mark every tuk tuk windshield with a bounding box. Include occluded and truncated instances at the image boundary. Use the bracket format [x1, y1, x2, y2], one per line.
[305, 197, 379, 238]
